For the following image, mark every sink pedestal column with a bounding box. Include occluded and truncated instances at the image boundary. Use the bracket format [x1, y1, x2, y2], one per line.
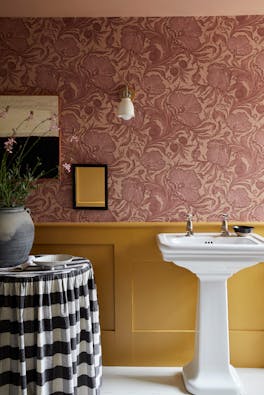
[182, 272, 245, 395]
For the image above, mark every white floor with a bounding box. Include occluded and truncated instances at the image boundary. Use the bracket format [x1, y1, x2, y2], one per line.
[101, 366, 264, 395]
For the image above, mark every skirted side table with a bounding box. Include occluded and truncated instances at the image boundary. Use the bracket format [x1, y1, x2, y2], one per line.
[0, 258, 102, 395]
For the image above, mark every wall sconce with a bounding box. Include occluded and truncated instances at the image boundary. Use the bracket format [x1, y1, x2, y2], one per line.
[117, 85, 135, 121]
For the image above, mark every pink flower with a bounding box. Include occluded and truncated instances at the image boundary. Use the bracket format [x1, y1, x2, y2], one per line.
[62, 163, 71, 173]
[70, 135, 79, 143]
[49, 113, 58, 132]
[168, 92, 202, 127]
[28, 110, 34, 120]
[4, 137, 17, 153]
[0, 105, 9, 118]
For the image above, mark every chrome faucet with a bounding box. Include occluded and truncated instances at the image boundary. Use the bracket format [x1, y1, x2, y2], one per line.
[186, 214, 194, 236]
[221, 214, 230, 236]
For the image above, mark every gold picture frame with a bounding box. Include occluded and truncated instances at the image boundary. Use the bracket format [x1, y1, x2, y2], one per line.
[73, 164, 108, 209]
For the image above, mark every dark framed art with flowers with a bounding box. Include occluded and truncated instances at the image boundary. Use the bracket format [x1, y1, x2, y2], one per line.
[0, 95, 59, 208]
[0, 95, 59, 178]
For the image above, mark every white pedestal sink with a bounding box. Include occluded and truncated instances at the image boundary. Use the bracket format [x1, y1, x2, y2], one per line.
[157, 232, 264, 395]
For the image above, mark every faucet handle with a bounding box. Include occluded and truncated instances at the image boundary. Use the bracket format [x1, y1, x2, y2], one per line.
[186, 213, 193, 236]
[221, 214, 230, 236]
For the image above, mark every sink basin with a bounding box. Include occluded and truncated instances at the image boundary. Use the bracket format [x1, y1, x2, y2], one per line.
[157, 231, 264, 395]
[159, 232, 262, 246]
[157, 232, 264, 275]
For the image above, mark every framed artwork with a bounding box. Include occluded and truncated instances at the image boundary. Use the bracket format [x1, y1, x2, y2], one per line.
[72, 164, 108, 209]
[0, 95, 59, 178]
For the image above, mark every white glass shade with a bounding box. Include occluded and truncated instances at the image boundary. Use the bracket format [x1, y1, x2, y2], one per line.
[117, 97, 135, 121]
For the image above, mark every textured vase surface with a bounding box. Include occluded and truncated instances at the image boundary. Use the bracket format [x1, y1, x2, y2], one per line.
[0, 207, 34, 267]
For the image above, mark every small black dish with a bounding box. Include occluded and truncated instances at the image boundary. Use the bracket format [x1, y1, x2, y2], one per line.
[233, 225, 254, 237]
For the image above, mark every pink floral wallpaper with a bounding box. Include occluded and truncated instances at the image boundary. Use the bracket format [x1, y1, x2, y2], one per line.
[1, 16, 264, 222]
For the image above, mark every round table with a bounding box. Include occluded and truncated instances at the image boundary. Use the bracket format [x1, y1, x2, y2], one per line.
[0, 258, 102, 395]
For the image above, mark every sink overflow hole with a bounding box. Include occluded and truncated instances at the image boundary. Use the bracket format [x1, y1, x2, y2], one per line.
[204, 241, 214, 244]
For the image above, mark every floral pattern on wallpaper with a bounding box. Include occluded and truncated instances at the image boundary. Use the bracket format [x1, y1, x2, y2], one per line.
[1, 16, 264, 222]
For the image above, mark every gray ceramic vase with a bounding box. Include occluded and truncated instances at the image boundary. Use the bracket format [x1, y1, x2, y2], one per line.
[0, 206, 35, 267]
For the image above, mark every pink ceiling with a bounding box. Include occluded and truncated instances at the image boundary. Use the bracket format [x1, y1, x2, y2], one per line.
[1, 0, 264, 17]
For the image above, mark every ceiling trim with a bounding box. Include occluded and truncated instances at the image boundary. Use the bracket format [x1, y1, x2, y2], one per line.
[1, 0, 264, 17]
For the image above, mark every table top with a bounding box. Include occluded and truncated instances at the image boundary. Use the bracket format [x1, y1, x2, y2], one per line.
[0, 256, 91, 280]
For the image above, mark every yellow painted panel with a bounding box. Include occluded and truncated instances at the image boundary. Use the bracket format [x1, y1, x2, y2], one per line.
[102, 329, 133, 365]
[132, 260, 197, 330]
[33, 222, 264, 367]
[230, 331, 264, 367]
[132, 332, 195, 366]
[228, 263, 264, 330]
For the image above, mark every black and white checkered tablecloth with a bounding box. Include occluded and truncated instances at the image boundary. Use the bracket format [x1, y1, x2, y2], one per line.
[0, 258, 102, 395]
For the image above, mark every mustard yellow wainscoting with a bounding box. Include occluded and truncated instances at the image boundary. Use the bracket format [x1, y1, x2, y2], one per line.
[32, 222, 264, 367]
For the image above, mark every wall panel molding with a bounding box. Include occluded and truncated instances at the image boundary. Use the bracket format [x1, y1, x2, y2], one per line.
[32, 222, 264, 367]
